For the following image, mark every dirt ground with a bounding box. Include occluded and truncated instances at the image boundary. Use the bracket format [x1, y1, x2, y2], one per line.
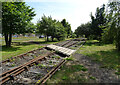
[69, 53, 120, 83]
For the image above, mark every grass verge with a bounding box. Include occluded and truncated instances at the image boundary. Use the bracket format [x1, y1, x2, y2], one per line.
[1, 43, 43, 61]
[76, 40, 120, 73]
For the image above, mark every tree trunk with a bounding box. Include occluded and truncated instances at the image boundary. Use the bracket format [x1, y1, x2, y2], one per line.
[51, 36, 54, 41]
[118, 45, 120, 51]
[8, 33, 12, 47]
[4, 33, 12, 47]
[47, 36, 49, 41]
[45, 35, 46, 41]
[116, 41, 120, 51]
[57, 37, 60, 41]
[5, 33, 9, 47]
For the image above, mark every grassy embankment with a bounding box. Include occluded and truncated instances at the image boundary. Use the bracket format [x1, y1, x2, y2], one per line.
[46, 40, 120, 83]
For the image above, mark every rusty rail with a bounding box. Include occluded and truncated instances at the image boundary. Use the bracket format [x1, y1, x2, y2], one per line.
[36, 39, 86, 84]
[0, 38, 84, 84]
[64, 41, 79, 48]
[0, 48, 44, 64]
[37, 60, 66, 84]
[0, 52, 54, 84]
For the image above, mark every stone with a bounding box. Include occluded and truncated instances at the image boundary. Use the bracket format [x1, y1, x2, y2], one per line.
[20, 77, 32, 84]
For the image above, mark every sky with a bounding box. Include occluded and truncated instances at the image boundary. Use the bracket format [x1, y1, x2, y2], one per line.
[25, 0, 108, 32]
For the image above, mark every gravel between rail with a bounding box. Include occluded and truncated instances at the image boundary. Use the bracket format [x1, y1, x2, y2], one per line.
[1, 38, 85, 84]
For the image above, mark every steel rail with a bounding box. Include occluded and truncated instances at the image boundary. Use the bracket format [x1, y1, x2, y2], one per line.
[0, 48, 44, 64]
[0, 38, 84, 84]
[36, 39, 86, 84]
[0, 52, 54, 84]
[40, 60, 66, 84]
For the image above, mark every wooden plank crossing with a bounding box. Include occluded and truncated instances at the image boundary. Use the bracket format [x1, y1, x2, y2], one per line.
[47, 45, 76, 56]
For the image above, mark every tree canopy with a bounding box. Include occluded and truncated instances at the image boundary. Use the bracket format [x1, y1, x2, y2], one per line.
[2, 2, 36, 47]
[37, 15, 67, 41]
[101, 1, 120, 51]
[75, 5, 106, 40]
[90, 4, 106, 40]
[61, 19, 72, 38]
[75, 0, 120, 51]
[75, 22, 91, 38]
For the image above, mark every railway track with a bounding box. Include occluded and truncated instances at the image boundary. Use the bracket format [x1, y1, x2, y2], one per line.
[38, 59, 66, 84]
[0, 52, 54, 84]
[0, 38, 86, 84]
[1, 48, 51, 73]
[0, 48, 44, 64]
[0, 39, 73, 64]
[1, 38, 84, 64]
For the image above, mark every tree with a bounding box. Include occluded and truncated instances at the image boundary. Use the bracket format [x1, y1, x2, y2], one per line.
[54, 21, 66, 41]
[75, 22, 91, 38]
[70, 31, 76, 38]
[90, 4, 106, 40]
[61, 19, 72, 38]
[37, 15, 67, 41]
[37, 15, 53, 41]
[25, 22, 36, 33]
[2, 2, 36, 47]
[101, 0, 120, 51]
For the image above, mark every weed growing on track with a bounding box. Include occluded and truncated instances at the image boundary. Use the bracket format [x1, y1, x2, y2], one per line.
[46, 63, 88, 83]
[37, 64, 47, 68]
[64, 57, 74, 61]
[89, 76, 96, 80]
[10, 63, 16, 67]
[52, 56, 60, 59]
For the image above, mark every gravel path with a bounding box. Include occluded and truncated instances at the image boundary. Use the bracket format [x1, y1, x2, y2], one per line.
[72, 53, 120, 83]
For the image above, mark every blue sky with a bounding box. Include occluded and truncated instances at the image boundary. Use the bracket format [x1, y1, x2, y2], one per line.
[25, 0, 108, 31]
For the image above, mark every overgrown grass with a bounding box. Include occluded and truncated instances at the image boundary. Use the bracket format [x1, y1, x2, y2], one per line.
[0, 37, 44, 61]
[46, 40, 120, 84]
[1, 44, 43, 61]
[63, 57, 74, 61]
[46, 55, 89, 83]
[0, 37, 73, 61]
[76, 40, 120, 71]
[47, 64, 88, 83]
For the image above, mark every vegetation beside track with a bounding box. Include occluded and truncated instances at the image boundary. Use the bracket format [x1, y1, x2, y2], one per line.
[46, 40, 120, 84]
[1, 44, 43, 61]
[0, 37, 73, 61]
[46, 57, 89, 83]
[76, 40, 120, 71]
[0, 37, 41, 45]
